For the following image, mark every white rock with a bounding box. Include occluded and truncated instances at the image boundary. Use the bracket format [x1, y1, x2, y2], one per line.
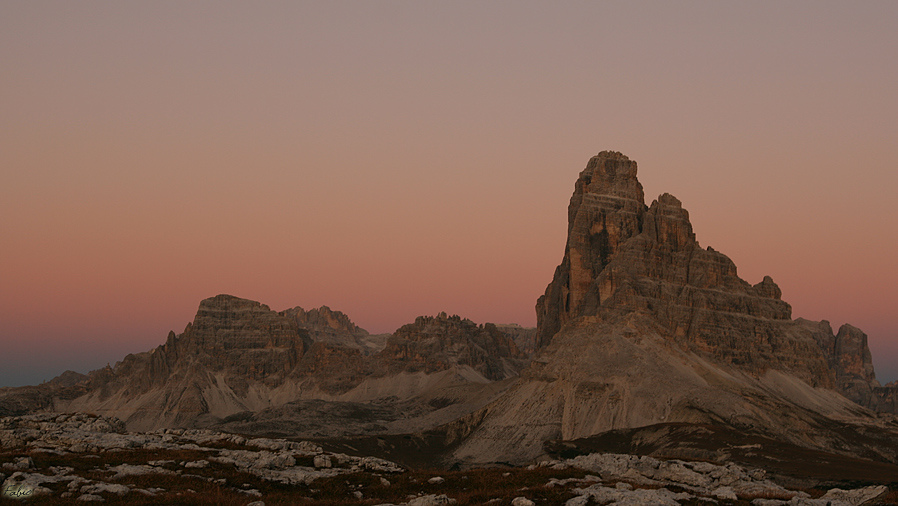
[107, 464, 174, 480]
[1, 456, 34, 471]
[689, 461, 718, 474]
[546, 477, 587, 488]
[820, 485, 888, 505]
[76, 493, 105, 502]
[80, 482, 131, 496]
[406, 494, 457, 506]
[712, 486, 738, 501]
[653, 460, 711, 488]
[511, 497, 535, 506]
[733, 481, 795, 501]
[428, 476, 445, 484]
[566, 483, 693, 506]
[359, 456, 404, 473]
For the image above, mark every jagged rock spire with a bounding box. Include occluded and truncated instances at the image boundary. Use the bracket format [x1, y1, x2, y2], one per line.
[536, 152, 648, 348]
[536, 152, 801, 377]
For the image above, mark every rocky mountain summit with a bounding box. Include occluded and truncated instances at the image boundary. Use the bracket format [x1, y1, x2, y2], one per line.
[2, 150, 897, 503]
[451, 151, 897, 465]
[0, 296, 528, 437]
[535, 152, 876, 395]
[284, 304, 385, 352]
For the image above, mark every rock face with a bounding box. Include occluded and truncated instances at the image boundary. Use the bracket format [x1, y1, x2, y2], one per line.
[30, 296, 527, 432]
[382, 313, 526, 381]
[452, 151, 895, 465]
[283, 305, 386, 353]
[52, 295, 313, 429]
[536, 151, 647, 349]
[161, 295, 311, 382]
[870, 384, 898, 413]
[2, 149, 895, 473]
[493, 324, 538, 357]
[833, 324, 880, 403]
[535, 152, 881, 393]
[536, 152, 831, 386]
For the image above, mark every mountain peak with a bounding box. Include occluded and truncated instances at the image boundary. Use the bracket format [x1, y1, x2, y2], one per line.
[575, 151, 645, 205]
[197, 294, 271, 313]
[539, 152, 798, 363]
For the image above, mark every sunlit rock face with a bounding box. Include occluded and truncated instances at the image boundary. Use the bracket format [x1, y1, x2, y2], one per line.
[453, 151, 893, 466]
[535, 151, 844, 386]
[536, 151, 646, 349]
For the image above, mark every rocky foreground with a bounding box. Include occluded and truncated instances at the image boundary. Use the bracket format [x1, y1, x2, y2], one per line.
[1, 413, 892, 505]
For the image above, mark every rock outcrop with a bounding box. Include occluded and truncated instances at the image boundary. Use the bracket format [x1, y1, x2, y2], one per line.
[22, 295, 527, 433]
[2, 413, 889, 504]
[536, 152, 836, 386]
[870, 381, 898, 413]
[0, 412, 403, 503]
[452, 151, 895, 465]
[493, 324, 538, 357]
[382, 313, 527, 381]
[833, 324, 880, 404]
[535, 152, 885, 396]
[283, 305, 386, 353]
[536, 151, 646, 349]
[2, 149, 895, 478]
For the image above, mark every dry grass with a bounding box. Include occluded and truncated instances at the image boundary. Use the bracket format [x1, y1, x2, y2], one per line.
[1, 450, 605, 505]
[4, 447, 895, 505]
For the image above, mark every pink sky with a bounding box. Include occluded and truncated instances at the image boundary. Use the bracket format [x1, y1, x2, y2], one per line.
[2, 2, 896, 387]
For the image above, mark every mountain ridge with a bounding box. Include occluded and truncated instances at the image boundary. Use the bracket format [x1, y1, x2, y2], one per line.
[2, 150, 896, 471]
[450, 151, 897, 465]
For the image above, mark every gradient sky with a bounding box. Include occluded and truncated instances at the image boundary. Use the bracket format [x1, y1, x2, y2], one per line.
[2, 2, 896, 387]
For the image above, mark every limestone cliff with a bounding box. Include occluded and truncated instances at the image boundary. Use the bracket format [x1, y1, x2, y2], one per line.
[40, 295, 526, 431]
[453, 151, 894, 465]
[381, 313, 527, 381]
[3, 149, 894, 465]
[282, 305, 386, 353]
[535, 151, 877, 393]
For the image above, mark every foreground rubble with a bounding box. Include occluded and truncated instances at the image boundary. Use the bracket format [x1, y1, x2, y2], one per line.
[539, 454, 889, 505]
[1, 413, 893, 504]
[1, 413, 401, 503]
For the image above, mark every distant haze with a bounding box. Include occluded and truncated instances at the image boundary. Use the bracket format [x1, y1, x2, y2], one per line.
[2, 2, 896, 386]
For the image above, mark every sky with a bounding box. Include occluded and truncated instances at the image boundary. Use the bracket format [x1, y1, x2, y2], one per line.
[1, 1, 896, 387]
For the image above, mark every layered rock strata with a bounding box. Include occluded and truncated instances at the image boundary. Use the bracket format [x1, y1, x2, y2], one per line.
[452, 151, 895, 465]
[25, 296, 527, 431]
[383, 313, 526, 381]
[535, 151, 880, 395]
[283, 305, 386, 352]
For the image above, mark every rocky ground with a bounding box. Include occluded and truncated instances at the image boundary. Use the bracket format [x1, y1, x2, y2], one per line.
[2, 413, 894, 505]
